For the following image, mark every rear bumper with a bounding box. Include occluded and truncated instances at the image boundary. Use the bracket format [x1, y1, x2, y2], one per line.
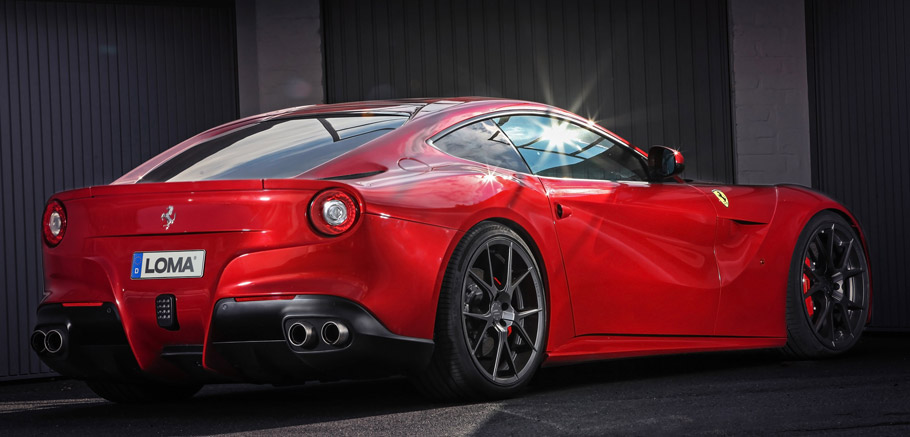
[33, 296, 434, 384]
[33, 303, 143, 382]
[206, 296, 434, 383]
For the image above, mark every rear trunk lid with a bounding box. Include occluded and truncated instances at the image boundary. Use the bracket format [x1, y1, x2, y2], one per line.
[43, 179, 351, 374]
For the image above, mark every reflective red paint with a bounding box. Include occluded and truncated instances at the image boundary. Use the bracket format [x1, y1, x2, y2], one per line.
[38, 98, 871, 385]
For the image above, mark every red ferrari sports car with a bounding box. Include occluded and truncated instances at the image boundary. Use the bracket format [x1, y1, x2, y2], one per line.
[33, 97, 871, 403]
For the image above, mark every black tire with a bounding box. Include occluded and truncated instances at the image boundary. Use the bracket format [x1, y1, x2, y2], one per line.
[414, 222, 548, 401]
[86, 380, 202, 404]
[783, 211, 870, 358]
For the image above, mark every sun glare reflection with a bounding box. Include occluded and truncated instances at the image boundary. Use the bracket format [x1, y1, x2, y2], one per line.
[478, 168, 503, 194]
[541, 122, 575, 149]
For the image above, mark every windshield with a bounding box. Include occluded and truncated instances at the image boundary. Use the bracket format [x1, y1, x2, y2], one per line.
[140, 115, 407, 182]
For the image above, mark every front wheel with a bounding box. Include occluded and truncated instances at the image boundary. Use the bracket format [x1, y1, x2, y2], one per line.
[414, 222, 548, 401]
[783, 211, 870, 358]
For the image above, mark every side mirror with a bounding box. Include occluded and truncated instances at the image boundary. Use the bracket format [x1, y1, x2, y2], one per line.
[647, 146, 685, 180]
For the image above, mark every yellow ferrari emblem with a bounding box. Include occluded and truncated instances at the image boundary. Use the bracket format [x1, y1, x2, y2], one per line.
[712, 189, 729, 208]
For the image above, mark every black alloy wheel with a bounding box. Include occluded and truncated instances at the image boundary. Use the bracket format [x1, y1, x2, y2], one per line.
[415, 222, 547, 401]
[784, 211, 870, 358]
[461, 236, 545, 385]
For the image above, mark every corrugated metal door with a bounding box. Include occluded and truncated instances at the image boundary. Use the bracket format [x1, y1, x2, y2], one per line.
[807, 0, 909, 329]
[323, 0, 735, 183]
[0, 0, 238, 381]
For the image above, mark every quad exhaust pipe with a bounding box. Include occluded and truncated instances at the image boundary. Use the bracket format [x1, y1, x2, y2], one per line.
[45, 330, 65, 354]
[287, 322, 317, 349]
[30, 330, 47, 354]
[31, 329, 65, 354]
[320, 321, 350, 347]
[286, 320, 351, 349]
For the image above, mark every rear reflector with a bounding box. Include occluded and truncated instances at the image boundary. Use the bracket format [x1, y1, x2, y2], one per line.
[234, 295, 296, 302]
[61, 302, 104, 307]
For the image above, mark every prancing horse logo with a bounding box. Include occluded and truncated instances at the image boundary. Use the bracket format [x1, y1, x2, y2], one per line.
[711, 189, 730, 208]
[161, 206, 176, 230]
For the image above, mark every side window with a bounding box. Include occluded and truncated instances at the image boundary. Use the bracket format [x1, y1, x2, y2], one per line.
[432, 119, 530, 173]
[493, 115, 647, 181]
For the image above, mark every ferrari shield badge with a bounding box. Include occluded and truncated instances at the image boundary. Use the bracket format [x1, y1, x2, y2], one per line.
[712, 189, 729, 208]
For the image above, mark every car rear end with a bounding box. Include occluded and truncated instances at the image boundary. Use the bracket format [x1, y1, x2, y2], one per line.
[32, 108, 455, 385]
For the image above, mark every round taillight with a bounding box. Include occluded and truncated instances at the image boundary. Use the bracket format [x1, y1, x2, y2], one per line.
[42, 200, 67, 247]
[309, 189, 359, 236]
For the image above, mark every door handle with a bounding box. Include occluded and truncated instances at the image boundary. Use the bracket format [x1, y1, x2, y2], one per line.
[556, 203, 572, 219]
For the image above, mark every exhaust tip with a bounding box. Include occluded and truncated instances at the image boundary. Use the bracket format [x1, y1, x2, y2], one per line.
[287, 322, 316, 349]
[31, 331, 47, 354]
[44, 329, 64, 354]
[321, 321, 350, 347]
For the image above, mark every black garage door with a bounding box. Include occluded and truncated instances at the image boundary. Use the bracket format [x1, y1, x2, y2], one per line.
[323, 0, 735, 183]
[0, 0, 238, 381]
[807, 0, 910, 329]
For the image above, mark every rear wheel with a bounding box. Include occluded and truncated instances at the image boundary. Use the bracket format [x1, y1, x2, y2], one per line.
[86, 380, 202, 404]
[414, 222, 548, 401]
[784, 211, 870, 358]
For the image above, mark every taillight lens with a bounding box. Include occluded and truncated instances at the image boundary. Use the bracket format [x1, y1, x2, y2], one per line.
[309, 189, 359, 236]
[43, 200, 67, 247]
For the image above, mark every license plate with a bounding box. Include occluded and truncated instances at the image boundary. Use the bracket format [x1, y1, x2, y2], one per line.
[131, 250, 205, 279]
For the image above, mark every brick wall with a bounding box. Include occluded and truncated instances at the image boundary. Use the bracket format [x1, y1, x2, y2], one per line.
[730, 0, 811, 186]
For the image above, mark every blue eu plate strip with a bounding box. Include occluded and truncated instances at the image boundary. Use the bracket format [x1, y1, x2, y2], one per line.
[131, 252, 143, 279]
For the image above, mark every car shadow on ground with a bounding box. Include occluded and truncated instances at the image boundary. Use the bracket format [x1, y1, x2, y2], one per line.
[3, 333, 906, 435]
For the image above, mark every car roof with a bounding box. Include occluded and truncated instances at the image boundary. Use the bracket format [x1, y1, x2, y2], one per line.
[270, 97, 555, 121]
[114, 97, 624, 184]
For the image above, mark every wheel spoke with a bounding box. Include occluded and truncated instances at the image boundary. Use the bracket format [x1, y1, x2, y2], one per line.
[503, 337, 519, 378]
[471, 322, 491, 355]
[504, 242, 514, 294]
[805, 283, 824, 297]
[486, 243, 496, 289]
[803, 263, 821, 283]
[838, 302, 856, 334]
[826, 226, 836, 270]
[841, 268, 865, 280]
[512, 323, 537, 352]
[468, 270, 496, 299]
[813, 301, 831, 334]
[838, 238, 855, 270]
[847, 303, 865, 311]
[516, 308, 541, 320]
[846, 296, 865, 311]
[811, 234, 825, 263]
[463, 311, 489, 321]
[827, 303, 836, 341]
[508, 268, 532, 296]
[491, 328, 505, 380]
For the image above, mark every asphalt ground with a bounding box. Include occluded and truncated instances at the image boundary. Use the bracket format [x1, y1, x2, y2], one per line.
[1, 332, 908, 436]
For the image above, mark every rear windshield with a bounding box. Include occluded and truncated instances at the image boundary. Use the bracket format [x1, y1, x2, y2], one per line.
[140, 115, 407, 182]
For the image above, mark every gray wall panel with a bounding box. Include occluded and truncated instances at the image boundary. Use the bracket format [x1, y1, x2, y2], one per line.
[807, 0, 909, 329]
[0, 0, 238, 381]
[323, 0, 734, 183]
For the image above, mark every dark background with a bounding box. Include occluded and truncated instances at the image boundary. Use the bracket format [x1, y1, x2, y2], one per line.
[1, 0, 907, 382]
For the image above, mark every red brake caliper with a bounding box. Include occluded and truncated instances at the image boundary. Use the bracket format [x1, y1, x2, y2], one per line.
[803, 257, 814, 317]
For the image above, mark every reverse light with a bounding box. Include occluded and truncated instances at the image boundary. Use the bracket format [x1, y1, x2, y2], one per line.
[42, 200, 67, 247]
[309, 189, 359, 236]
